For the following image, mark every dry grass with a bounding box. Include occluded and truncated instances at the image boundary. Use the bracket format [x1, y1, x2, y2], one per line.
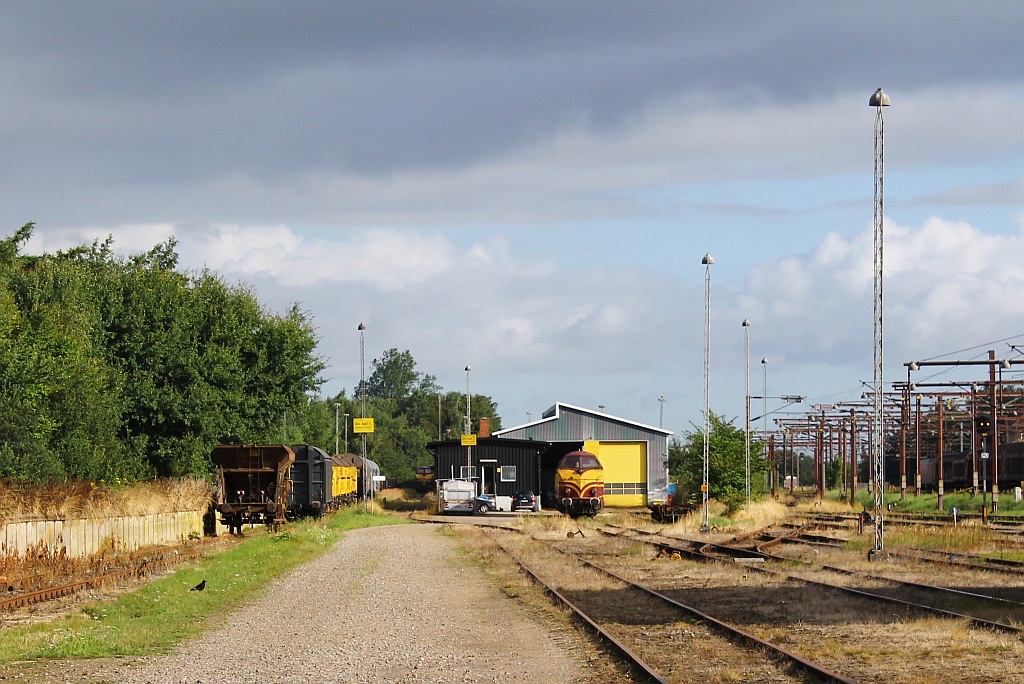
[729, 498, 792, 527]
[376, 487, 410, 501]
[376, 487, 434, 512]
[648, 498, 794, 535]
[883, 521, 996, 552]
[0, 478, 212, 523]
[515, 513, 589, 539]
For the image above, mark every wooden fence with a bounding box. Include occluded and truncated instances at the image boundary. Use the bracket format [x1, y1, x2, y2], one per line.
[0, 510, 207, 558]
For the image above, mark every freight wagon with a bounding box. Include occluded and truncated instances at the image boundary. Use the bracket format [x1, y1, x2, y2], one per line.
[212, 444, 294, 531]
[288, 444, 333, 518]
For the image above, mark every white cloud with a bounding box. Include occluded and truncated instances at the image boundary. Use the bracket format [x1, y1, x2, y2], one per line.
[26, 223, 176, 255]
[736, 217, 1024, 375]
[26, 223, 459, 291]
[19, 212, 1024, 434]
[184, 224, 459, 290]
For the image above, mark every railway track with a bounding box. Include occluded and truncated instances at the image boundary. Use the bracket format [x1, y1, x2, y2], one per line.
[801, 510, 1024, 540]
[490, 530, 855, 684]
[602, 523, 1024, 633]
[0, 540, 220, 615]
[413, 513, 1024, 680]
[891, 545, 1024, 575]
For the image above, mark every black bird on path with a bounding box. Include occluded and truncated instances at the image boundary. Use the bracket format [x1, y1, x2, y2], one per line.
[190, 579, 206, 592]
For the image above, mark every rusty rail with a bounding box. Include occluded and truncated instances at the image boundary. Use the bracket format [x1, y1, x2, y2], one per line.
[1, 548, 206, 613]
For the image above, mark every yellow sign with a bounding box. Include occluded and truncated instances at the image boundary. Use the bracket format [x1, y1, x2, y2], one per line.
[700, 484, 708, 492]
[461, 434, 477, 446]
[353, 418, 375, 433]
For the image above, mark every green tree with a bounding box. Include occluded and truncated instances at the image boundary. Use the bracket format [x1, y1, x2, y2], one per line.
[0, 227, 135, 481]
[366, 348, 436, 399]
[0, 224, 325, 481]
[280, 351, 502, 484]
[668, 412, 767, 513]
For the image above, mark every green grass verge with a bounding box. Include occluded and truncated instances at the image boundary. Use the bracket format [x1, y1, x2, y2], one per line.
[0, 508, 406, 664]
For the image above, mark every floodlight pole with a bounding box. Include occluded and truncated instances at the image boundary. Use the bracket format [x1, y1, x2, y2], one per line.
[742, 319, 751, 507]
[869, 87, 890, 560]
[701, 254, 714, 533]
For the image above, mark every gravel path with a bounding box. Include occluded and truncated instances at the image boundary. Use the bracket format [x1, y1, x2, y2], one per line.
[90, 524, 581, 683]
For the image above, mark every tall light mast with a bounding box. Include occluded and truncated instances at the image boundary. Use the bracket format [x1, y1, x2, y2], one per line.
[700, 253, 714, 533]
[869, 87, 890, 560]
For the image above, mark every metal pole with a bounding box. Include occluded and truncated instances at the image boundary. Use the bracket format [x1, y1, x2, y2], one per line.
[849, 410, 857, 506]
[701, 254, 714, 532]
[344, 413, 349, 453]
[334, 403, 340, 455]
[659, 395, 668, 490]
[817, 410, 825, 498]
[900, 377, 908, 500]
[358, 322, 368, 512]
[915, 394, 921, 498]
[437, 386, 444, 440]
[465, 365, 472, 480]
[972, 384, 980, 496]
[742, 319, 751, 507]
[761, 358, 768, 460]
[869, 87, 890, 559]
[937, 396, 945, 510]
[993, 355, 1010, 512]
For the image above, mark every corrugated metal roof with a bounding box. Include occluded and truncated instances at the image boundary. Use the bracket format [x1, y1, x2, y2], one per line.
[494, 402, 673, 440]
[492, 401, 672, 494]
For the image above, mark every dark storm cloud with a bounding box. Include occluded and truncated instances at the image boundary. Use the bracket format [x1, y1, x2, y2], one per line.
[2, 1, 1023, 227]
[5, 2, 1022, 167]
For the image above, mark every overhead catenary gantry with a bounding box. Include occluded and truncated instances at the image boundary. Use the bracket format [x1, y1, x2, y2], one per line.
[905, 352, 1024, 512]
[755, 348, 1023, 516]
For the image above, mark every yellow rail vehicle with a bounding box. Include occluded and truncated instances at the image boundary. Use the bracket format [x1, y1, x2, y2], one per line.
[555, 450, 604, 517]
[330, 459, 360, 503]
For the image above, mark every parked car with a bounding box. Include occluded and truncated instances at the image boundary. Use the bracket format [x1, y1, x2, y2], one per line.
[511, 490, 538, 512]
[475, 493, 497, 514]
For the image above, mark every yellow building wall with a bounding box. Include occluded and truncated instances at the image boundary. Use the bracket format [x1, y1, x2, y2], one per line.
[588, 441, 647, 507]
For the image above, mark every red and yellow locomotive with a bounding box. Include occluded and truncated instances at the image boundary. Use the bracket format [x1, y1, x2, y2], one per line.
[555, 450, 604, 517]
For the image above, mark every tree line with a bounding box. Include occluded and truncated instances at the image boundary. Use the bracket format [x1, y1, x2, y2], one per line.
[0, 224, 501, 486]
[0, 224, 323, 482]
[283, 348, 501, 484]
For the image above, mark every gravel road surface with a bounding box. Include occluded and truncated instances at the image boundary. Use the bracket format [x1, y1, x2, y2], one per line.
[60, 523, 584, 683]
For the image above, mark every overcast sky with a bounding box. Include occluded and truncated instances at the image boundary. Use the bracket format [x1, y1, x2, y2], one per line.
[4, 2, 1024, 437]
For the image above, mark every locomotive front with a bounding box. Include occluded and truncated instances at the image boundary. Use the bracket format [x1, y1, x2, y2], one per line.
[555, 450, 604, 517]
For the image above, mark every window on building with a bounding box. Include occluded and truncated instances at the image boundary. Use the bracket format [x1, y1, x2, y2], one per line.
[460, 466, 478, 480]
[604, 483, 649, 495]
[500, 465, 517, 482]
